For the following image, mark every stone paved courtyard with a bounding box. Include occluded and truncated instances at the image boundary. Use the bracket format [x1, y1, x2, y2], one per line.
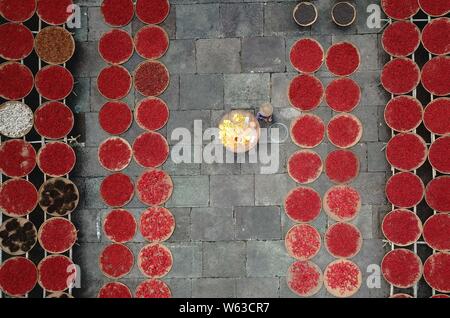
[69, 0, 391, 298]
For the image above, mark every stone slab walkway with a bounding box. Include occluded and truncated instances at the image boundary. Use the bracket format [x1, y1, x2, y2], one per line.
[70, 0, 390, 298]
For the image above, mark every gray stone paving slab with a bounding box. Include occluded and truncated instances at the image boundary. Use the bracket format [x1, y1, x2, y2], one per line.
[221, 3, 264, 38]
[122, 52, 143, 74]
[71, 177, 86, 209]
[353, 172, 388, 205]
[210, 175, 254, 208]
[83, 112, 105, 147]
[246, 240, 292, 277]
[368, 142, 389, 172]
[191, 207, 235, 241]
[180, 74, 224, 110]
[241, 37, 286, 73]
[74, 147, 104, 177]
[168, 208, 191, 243]
[235, 206, 281, 240]
[372, 204, 391, 239]
[73, 209, 101, 243]
[236, 277, 280, 298]
[201, 161, 241, 175]
[167, 110, 211, 145]
[69, 78, 91, 114]
[161, 40, 197, 74]
[224, 73, 270, 109]
[82, 177, 104, 209]
[203, 241, 246, 278]
[305, 173, 334, 197]
[271, 73, 296, 108]
[165, 278, 193, 298]
[162, 6, 177, 40]
[163, 146, 202, 176]
[67, 41, 103, 78]
[310, 106, 334, 123]
[176, 4, 221, 39]
[166, 243, 203, 278]
[353, 71, 390, 107]
[196, 38, 241, 74]
[378, 105, 391, 142]
[353, 107, 379, 142]
[166, 176, 210, 207]
[192, 278, 236, 298]
[351, 204, 375, 239]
